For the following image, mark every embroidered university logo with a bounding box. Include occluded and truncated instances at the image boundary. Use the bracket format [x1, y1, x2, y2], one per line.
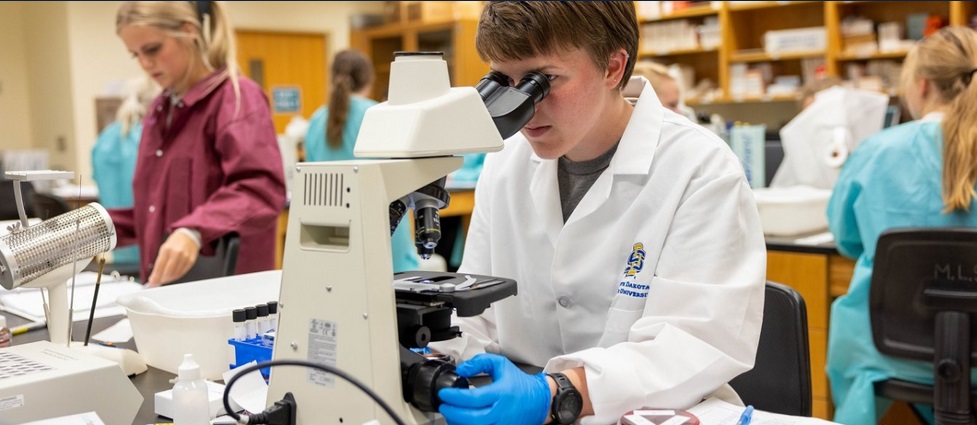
[623, 242, 646, 278]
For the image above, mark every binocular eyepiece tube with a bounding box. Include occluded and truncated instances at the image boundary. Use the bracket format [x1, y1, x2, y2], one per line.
[476, 70, 551, 140]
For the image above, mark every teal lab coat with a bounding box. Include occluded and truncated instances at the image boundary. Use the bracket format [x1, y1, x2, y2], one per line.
[91, 121, 141, 264]
[305, 98, 420, 273]
[446, 153, 485, 268]
[826, 119, 977, 424]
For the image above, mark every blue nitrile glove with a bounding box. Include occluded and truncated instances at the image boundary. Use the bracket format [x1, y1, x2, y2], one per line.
[438, 353, 551, 425]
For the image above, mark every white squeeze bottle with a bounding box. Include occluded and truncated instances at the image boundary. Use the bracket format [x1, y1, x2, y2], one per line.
[172, 353, 211, 425]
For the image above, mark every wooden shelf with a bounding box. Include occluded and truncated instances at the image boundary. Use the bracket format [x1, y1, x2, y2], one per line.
[640, 4, 720, 22]
[729, 49, 826, 63]
[692, 93, 801, 105]
[729, 93, 802, 103]
[727, 1, 822, 12]
[835, 50, 910, 61]
[638, 46, 719, 57]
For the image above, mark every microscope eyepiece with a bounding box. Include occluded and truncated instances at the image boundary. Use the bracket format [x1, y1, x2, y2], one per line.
[478, 69, 551, 140]
[516, 71, 550, 104]
[476, 70, 509, 100]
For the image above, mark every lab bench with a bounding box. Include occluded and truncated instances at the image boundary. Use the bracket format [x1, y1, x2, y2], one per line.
[2, 228, 867, 424]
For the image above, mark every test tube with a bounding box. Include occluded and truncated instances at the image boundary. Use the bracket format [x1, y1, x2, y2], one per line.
[232, 308, 246, 341]
[245, 306, 258, 340]
[256, 304, 270, 335]
[267, 301, 279, 331]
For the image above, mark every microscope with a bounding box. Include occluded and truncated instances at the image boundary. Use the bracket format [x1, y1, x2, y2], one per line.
[266, 52, 548, 425]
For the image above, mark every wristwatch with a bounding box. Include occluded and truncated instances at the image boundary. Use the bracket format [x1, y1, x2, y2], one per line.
[548, 372, 583, 424]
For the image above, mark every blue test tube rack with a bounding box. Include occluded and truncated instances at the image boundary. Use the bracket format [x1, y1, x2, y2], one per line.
[228, 334, 274, 378]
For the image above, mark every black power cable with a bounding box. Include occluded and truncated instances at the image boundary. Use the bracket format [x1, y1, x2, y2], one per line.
[223, 359, 409, 425]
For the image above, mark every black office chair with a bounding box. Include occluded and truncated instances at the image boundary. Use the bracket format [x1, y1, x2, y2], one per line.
[29, 192, 71, 220]
[871, 227, 977, 425]
[170, 232, 240, 284]
[729, 281, 812, 417]
[0, 180, 36, 220]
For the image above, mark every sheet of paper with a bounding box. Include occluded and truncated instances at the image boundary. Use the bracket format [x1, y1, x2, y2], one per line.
[0, 273, 143, 320]
[688, 398, 840, 425]
[794, 231, 835, 246]
[91, 317, 133, 343]
[221, 361, 269, 414]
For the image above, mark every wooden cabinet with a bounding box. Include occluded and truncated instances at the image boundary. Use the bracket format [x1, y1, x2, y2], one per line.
[766, 247, 855, 420]
[350, 19, 488, 102]
[637, 1, 976, 106]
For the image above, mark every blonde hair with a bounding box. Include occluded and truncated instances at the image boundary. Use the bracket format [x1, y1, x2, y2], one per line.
[902, 26, 977, 212]
[116, 1, 240, 110]
[798, 76, 842, 109]
[116, 74, 160, 136]
[632, 61, 676, 94]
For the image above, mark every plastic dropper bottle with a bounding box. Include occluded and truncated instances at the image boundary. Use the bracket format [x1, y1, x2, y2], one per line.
[172, 353, 210, 425]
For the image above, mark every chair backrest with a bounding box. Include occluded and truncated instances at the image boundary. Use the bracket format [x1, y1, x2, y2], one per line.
[729, 280, 812, 417]
[172, 233, 240, 284]
[870, 227, 977, 424]
[0, 180, 36, 220]
[29, 192, 71, 220]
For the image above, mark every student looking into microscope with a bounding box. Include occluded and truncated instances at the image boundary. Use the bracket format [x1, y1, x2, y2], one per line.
[430, 2, 766, 424]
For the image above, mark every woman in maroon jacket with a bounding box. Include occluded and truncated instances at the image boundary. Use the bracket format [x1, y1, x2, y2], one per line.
[114, 1, 286, 287]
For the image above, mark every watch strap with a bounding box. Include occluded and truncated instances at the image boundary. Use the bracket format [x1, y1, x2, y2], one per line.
[548, 372, 580, 424]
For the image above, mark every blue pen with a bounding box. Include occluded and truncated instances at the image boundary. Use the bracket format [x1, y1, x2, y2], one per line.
[736, 405, 754, 425]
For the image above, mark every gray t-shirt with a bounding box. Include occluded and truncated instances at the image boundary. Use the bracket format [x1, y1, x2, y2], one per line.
[558, 143, 619, 222]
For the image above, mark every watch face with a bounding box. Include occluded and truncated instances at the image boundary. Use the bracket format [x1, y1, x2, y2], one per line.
[557, 390, 583, 423]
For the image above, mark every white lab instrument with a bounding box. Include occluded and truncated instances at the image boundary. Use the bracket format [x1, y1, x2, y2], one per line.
[771, 86, 889, 190]
[0, 170, 143, 424]
[265, 52, 543, 424]
[757, 86, 889, 236]
[0, 339, 142, 424]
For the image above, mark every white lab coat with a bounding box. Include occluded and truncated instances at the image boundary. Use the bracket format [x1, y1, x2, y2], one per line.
[431, 78, 766, 424]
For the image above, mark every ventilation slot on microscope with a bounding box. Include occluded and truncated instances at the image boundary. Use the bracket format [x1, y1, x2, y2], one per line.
[304, 172, 346, 208]
[299, 172, 350, 251]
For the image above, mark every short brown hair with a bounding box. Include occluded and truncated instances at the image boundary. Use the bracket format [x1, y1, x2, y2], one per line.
[475, 1, 638, 90]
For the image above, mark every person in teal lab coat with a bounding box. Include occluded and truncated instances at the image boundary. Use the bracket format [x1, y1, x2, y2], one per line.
[91, 75, 160, 266]
[437, 153, 485, 272]
[305, 49, 419, 272]
[827, 26, 977, 425]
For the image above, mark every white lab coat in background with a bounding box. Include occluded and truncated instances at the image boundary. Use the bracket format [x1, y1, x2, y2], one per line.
[430, 79, 766, 424]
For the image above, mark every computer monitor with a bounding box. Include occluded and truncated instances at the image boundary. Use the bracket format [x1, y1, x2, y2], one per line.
[884, 105, 902, 128]
[770, 86, 889, 190]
